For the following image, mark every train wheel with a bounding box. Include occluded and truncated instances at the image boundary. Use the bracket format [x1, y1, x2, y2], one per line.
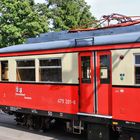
[26, 115, 34, 130]
[129, 136, 134, 140]
[87, 123, 112, 140]
[119, 129, 140, 140]
[33, 116, 42, 130]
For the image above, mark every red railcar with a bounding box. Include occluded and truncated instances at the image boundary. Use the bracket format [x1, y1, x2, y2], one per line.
[1, 19, 140, 140]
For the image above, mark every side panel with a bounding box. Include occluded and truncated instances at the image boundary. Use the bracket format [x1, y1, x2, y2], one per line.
[111, 48, 140, 86]
[0, 52, 79, 84]
[112, 48, 140, 123]
[113, 87, 140, 123]
[0, 83, 79, 114]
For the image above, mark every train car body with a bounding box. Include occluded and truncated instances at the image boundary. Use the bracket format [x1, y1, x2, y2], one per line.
[1, 24, 140, 140]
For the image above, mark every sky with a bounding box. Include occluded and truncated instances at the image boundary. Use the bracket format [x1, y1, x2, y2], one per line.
[35, 0, 140, 19]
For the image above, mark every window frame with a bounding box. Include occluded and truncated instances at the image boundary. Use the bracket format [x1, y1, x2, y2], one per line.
[16, 59, 36, 82]
[100, 55, 111, 84]
[134, 54, 140, 85]
[39, 58, 62, 83]
[81, 56, 91, 83]
[1, 61, 9, 81]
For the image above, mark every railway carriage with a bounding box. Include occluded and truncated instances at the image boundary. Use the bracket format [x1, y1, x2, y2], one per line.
[1, 17, 140, 140]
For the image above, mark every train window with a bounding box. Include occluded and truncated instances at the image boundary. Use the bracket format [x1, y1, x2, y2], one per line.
[135, 55, 140, 64]
[81, 56, 91, 83]
[16, 60, 35, 82]
[1, 61, 8, 81]
[135, 55, 140, 84]
[100, 55, 110, 84]
[39, 58, 62, 82]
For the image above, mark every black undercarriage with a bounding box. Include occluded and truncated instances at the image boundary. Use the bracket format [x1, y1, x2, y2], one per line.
[1, 105, 140, 140]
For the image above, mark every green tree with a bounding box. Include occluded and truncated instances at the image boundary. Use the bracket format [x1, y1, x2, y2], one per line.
[0, 0, 49, 48]
[47, 0, 96, 31]
[35, 3, 51, 18]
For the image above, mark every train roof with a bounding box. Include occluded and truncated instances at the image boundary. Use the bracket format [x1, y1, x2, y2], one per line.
[27, 24, 140, 44]
[1, 24, 140, 54]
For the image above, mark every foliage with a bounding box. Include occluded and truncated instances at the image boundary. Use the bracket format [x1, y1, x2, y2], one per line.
[0, 0, 96, 47]
[47, 0, 96, 31]
[0, 0, 48, 47]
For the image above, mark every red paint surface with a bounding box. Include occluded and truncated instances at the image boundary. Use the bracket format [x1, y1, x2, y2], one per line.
[79, 52, 94, 113]
[0, 43, 140, 58]
[97, 51, 112, 115]
[1, 41, 140, 124]
[112, 87, 140, 123]
[0, 83, 79, 114]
